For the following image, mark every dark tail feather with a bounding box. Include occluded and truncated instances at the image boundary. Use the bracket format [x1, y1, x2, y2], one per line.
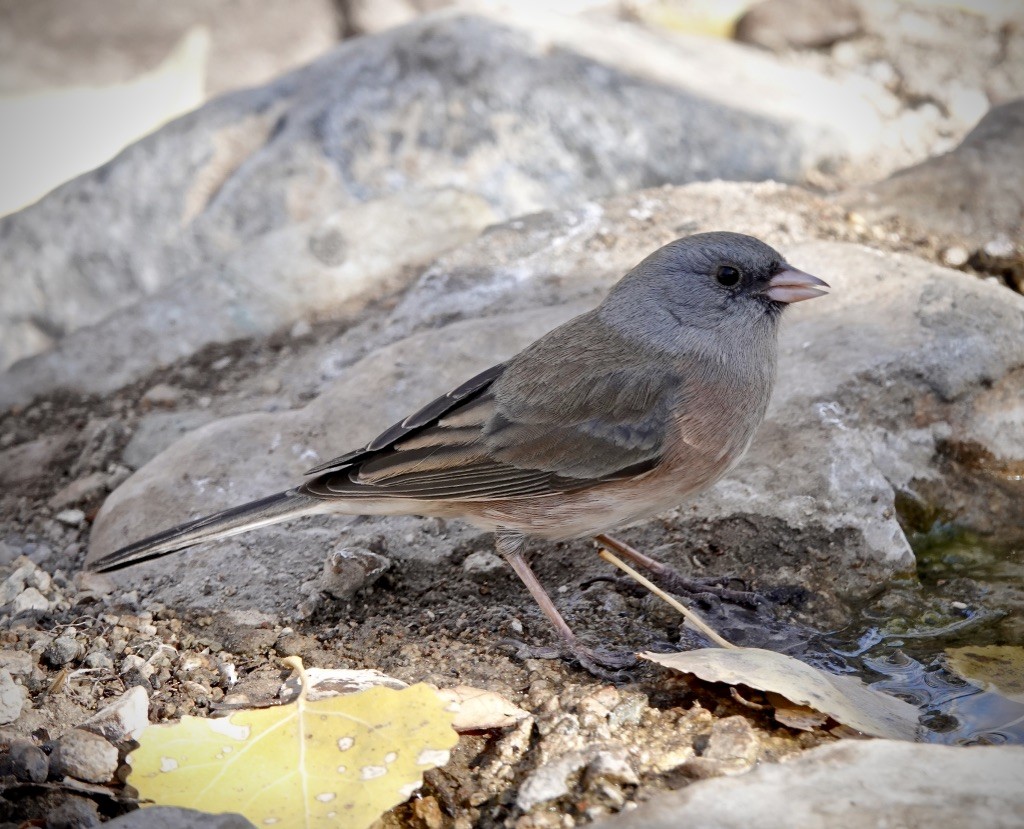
[89, 490, 323, 572]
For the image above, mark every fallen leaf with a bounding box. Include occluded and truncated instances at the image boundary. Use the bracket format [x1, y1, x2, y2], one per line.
[437, 686, 531, 732]
[642, 649, 920, 740]
[279, 667, 408, 702]
[128, 657, 458, 827]
[945, 645, 1024, 703]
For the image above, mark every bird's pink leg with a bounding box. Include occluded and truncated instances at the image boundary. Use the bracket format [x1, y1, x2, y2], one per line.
[495, 531, 636, 678]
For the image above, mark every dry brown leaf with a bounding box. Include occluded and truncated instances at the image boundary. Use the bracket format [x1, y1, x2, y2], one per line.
[643, 648, 920, 740]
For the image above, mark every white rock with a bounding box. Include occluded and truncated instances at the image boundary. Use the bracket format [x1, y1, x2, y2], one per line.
[0, 669, 28, 725]
[0, 650, 34, 677]
[51, 728, 119, 783]
[592, 741, 1024, 829]
[13, 587, 50, 613]
[82, 686, 150, 744]
[55, 508, 86, 526]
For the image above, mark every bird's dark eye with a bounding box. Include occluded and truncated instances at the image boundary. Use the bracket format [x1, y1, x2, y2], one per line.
[715, 265, 742, 288]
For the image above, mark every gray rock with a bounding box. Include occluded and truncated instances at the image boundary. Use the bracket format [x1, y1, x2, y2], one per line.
[86, 182, 1024, 619]
[141, 382, 186, 409]
[43, 634, 83, 667]
[103, 806, 256, 829]
[518, 749, 592, 811]
[49, 471, 110, 510]
[852, 2, 1023, 127]
[0, 0, 337, 101]
[0, 432, 75, 488]
[316, 546, 391, 601]
[0, 649, 35, 677]
[1, 564, 29, 598]
[0, 669, 27, 725]
[122, 410, 218, 470]
[735, 0, 862, 51]
[54, 509, 86, 527]
[4, 737, 49, 783]
[0, 9, 900, 380]
[25, 542, 54, 565]
[44, 795, 102, 829]
[13, 587, 51, 614]
[841, 99, 1024, 245]
[591, 740, 1024, 829]
[50, 728, 119, 783]
[81, 686, 150, 745]
[1, 189, 493, 406]
[462, 550, 506, 579]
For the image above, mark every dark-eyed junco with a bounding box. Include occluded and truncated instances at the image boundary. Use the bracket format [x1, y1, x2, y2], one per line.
[90, 232, 828, 675]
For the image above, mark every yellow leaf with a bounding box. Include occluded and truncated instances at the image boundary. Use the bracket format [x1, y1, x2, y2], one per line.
[945, 645, 1024, 704]
[128, 658, 459, 828]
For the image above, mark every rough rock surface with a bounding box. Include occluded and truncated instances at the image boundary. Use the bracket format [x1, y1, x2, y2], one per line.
[102, 807, 255, 829]
[735, 0, 863, 51]
[592, 740, 1024, 829]
[0, 188, 493, 407]
[0, 0, 338, 99]
[86, 182, 1024, 622]
[842, 99, 1024, 246]
[1, 8, 902, 373]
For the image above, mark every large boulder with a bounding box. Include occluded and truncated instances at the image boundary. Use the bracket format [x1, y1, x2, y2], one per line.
[1, 9, 903, 375]
[592, 740, 1024, 829]
[86, 182, 1024, 622]
[841, 99, 1024, 247]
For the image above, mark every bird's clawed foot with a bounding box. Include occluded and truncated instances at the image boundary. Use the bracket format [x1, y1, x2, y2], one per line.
[596, 533, 767, 610]
[500, 637, 638, 682]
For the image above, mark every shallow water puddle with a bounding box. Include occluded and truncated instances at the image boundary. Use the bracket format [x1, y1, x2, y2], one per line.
[830, 528, 1024, 744]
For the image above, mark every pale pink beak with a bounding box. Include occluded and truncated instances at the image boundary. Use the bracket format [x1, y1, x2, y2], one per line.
[766, 266, 830, 304]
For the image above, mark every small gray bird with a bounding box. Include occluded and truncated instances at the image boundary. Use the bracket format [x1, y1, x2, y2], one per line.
[90, 232, 828, 675]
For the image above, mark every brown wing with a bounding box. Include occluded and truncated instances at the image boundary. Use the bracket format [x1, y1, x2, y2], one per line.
[302, 313, 677, 502]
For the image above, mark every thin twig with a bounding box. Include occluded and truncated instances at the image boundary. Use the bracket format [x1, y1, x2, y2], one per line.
[729, 686, 767, 710]
[598, 548, 737, 649]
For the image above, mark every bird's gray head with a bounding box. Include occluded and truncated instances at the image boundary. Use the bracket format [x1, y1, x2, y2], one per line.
[599, 231, 828, 356]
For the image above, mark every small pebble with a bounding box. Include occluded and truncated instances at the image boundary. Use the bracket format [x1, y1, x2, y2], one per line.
[942, 246, 969, 268]
[50, 728, 119, 783]
[0, 669, 28, 724]
[44, 635, 83, 667]
[0, 650, 35, 677]
[55, 509, 85, 526]
[463, 550, 505, 579]
[318, 546, 391, 601]
[290, 319, 313, 339]
[45, 795, 102, 829]
[84, 650, 114, 670]
[13, 587, 50, 613]
[6, 738, 49, 783]
[82, 686, 150, 744]
[984, 236, 1015, 259]
[141, 382, 183, 408]
[26, 542, 54, 565]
